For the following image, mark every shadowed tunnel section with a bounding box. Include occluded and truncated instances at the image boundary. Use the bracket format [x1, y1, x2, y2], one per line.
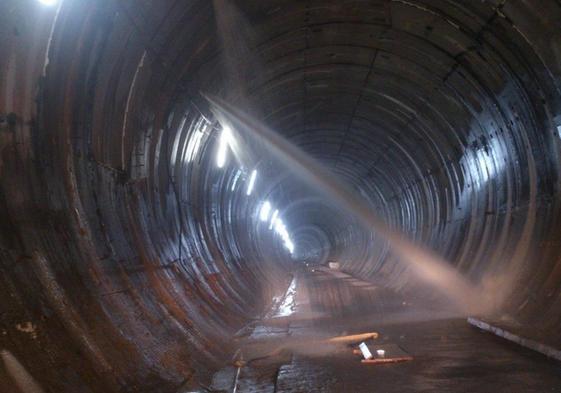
[1, 0, 561, 391]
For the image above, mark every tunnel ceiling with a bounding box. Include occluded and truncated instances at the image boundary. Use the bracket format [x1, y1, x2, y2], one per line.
[1, 0, 561, 391]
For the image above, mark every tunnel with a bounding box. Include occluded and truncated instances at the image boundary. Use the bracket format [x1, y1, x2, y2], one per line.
[1, 0, 561, 391]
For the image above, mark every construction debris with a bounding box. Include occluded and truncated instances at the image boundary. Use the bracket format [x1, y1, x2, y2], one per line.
[324, 332, 378, 344]
[359, 342, 373, 360]
[354, 343, 413, 365]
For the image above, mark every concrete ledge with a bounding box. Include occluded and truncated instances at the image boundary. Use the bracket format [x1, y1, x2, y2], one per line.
[467, 317, 561, 361]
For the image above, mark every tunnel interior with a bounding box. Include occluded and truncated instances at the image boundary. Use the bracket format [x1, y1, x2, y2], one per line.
[1, 0, 561, 391]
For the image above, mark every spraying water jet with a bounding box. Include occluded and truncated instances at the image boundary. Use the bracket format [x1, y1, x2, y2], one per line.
[204, 93, 499, 316]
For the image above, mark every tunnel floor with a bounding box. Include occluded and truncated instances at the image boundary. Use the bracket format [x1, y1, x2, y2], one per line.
[210, 268, 561, 393]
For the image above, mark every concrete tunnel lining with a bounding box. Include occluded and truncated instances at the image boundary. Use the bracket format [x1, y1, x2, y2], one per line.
[1, 0, 561, 391]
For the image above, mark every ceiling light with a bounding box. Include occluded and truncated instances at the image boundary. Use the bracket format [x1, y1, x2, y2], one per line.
[269, 209, 279, 229]
[246, 169, 257, 196]
[259, 201, 271, 221]
[284, 239, 295, 254]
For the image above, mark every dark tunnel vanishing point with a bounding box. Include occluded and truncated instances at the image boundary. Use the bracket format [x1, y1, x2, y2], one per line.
[1, 0, 561, 391]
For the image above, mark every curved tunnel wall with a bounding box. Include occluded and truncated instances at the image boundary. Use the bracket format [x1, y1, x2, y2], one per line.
[1, 0, 561, 391]
[243, 0, 561, 308]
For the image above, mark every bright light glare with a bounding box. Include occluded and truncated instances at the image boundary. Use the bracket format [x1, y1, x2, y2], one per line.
[277, 277, 297, 317]
[259, 201, 272, 221]
[269, 209, 279, 230]
[246, 169, 257, 196]
[216, 127, 232, 168]
[38, 0, 58, 5]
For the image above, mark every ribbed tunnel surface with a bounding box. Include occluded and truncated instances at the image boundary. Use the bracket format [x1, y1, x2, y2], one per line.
[1, 0, 561, 391]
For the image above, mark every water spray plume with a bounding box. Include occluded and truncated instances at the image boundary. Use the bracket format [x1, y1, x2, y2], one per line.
[1, 350, 44, 393]
[204, 93, 493, 315]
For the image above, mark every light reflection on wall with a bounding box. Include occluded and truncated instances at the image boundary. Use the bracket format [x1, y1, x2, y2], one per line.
[461, 134, 507, 191]
[186, 119, 208, 162]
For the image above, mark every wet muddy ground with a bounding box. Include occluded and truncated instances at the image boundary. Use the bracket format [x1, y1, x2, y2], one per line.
[211, 267, 561, 392]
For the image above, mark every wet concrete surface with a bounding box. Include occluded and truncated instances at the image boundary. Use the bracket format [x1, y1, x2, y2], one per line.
[211, 268, 561, 392]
